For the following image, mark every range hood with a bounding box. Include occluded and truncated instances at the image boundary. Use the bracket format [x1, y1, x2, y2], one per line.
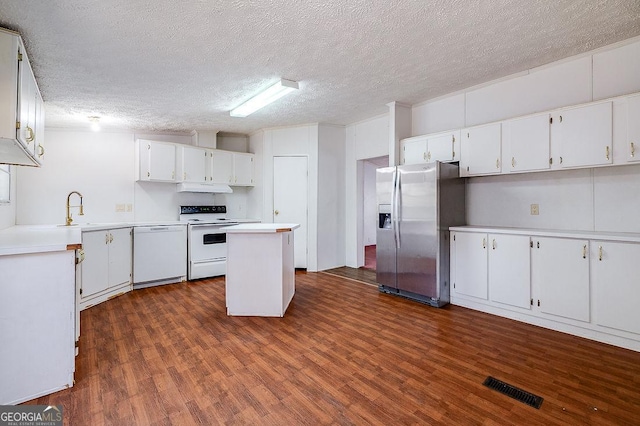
[177, 183, 233, 193]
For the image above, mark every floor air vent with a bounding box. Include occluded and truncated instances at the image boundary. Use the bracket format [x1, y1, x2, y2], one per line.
[483, 376, 543, 409]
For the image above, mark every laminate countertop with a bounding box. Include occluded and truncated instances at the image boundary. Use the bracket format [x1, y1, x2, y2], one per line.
[224, 223, 300, 233]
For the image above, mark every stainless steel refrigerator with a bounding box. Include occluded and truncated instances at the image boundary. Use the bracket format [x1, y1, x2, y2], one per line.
[376, 162, 465, 307]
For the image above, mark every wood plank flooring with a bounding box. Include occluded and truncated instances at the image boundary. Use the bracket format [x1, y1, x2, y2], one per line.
[26, 271, 640, 425]
[323, 266, 377, 286]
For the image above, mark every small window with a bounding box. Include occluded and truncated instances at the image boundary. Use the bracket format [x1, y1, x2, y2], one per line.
[0, 165, 10, 203]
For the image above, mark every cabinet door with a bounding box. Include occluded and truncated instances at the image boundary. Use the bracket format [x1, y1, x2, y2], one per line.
[81, 231, 109, 299]
[531, 237, 590, 322]
[107, 228, 132, 288]
[592, 241, 640, 335]
[557, 102, 612, 168]
[401, 137, 427, 165]
[505, 113, 550, 172]
[17, 53, 37, 155]
[181, 146, 207, 183]
[452, 232, 488, 300]
[211, 150, 233, 184]
[488, 234, 531, 309]
[461, 123, 501, 176]
[627, 94, 640, 163]
[149, 142, 176, 181]
[427, 132, 457, 163]
[233, 153, 254, 185]
[34, 91, 45, 164]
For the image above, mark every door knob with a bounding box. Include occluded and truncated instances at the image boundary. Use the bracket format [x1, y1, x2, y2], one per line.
[274, 210, 279, 216]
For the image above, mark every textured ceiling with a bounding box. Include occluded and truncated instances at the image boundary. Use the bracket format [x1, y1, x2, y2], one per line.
[1, 1, 639, 134]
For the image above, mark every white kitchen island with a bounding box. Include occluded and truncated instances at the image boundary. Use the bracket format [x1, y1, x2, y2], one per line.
[224, 223, 299, 317]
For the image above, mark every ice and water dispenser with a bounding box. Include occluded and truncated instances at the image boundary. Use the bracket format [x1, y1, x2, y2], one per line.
[378, 204, 391, 229]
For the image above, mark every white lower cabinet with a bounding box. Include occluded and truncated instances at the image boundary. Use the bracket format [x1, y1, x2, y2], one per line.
[451, 231, 488, 300]
[531, 237, 590, 322]
[79, 227, 132, 310]
[488, 234, 531, 309]
[451, 226, 640, 352]
[592, 240, 640, 335]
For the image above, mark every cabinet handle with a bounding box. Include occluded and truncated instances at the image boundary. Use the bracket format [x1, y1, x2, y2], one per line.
[171, 171, 175, 179]
[492, 239, 496, 250]
[26, 126, 35, 143]
[537, 241, 540, 249]
[147, 172, 150, 178]
[559, 115, 563, 123]
[582, 244, 587, 259]
[105, 233, 109, 244]
[605, 146, 610, 161]
[482, 238, 486, 249]
[274, 210, 279, 216]
[427, 151, 431, 161]
[423, 152, 426, 160]
[37, 145, 45, 158]
[511, 157, 515, 168]
[559, 156, 563, 164]
[631, 142, 636, 157]
[452, 138, 455, 159]
[496, 158, 500, 169]
[76, 249, 85, 264]
[598, 246, 603, 261]
[109, 233, 114, 243]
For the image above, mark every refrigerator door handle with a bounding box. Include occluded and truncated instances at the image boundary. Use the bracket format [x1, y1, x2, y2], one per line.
[394, 169, 401, 249]
[391, 168, 398, 249]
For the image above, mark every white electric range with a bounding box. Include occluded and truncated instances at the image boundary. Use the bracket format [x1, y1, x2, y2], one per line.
[179, 205, 238, 280]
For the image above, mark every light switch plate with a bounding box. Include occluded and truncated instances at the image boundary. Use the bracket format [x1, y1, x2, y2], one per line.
[530, 204, 539, 215]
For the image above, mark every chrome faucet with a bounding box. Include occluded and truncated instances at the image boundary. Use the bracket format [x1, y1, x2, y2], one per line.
[65, 191, 84, 226]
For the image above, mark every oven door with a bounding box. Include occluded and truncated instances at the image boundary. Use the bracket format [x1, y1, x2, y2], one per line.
[188, 224, 229, 279]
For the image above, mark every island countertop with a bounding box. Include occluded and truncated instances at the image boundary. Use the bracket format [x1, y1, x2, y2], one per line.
[224, 223, 300, 233]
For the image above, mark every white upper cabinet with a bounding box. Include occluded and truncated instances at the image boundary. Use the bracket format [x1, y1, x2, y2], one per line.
[531, 237, 590, 322]
[0, 29, 45, 167]
[178, 145, 207, 183]
[401, 136, 428, 165]
[210, 150, 233, 184]
[503, 113, 550, 173]
[233, 152, 254, 186]
[460, 123, 501, 176]
[626, 94, 640, 163]
[209, 150, 254, 186]
[136, 140, 177, 182]
[554, 101, 612, 168]
[401, 131, 459, 166]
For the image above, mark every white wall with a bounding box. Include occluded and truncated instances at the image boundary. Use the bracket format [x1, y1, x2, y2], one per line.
[362, 161, 378, 246]
[345, 114, 389, 267]
[217, 133, 248, 152]
[0, 167, 16, 229]
[16, 129, 249, 225]
[317, 124, 346, 271]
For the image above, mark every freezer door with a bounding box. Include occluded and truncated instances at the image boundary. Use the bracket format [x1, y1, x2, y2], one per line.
[376, 167, 396, 288]
[396, 163, 439, 297]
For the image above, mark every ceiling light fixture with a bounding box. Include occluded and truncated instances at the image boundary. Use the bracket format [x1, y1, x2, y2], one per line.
[88, 116, 101, 132]
[230, 79, 299, 117]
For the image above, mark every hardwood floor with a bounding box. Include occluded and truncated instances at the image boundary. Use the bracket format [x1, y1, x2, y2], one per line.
[322, 266, 377, 286]
[26, 272, 640, 425]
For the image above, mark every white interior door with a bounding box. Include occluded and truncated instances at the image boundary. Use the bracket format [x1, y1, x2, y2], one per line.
[273, 156, 308, 268]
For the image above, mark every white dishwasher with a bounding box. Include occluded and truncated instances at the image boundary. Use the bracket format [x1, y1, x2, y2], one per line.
[133, 225, 187, 289]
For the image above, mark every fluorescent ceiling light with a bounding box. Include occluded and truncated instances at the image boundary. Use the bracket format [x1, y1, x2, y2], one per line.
[88, 116, 100, 132]
[230, 79, 299, 117]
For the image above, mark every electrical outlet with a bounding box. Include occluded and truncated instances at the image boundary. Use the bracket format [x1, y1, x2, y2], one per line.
[126, 204, 132, 212]
[116, 204, 125, 212]
[530, 204, 539, 215]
